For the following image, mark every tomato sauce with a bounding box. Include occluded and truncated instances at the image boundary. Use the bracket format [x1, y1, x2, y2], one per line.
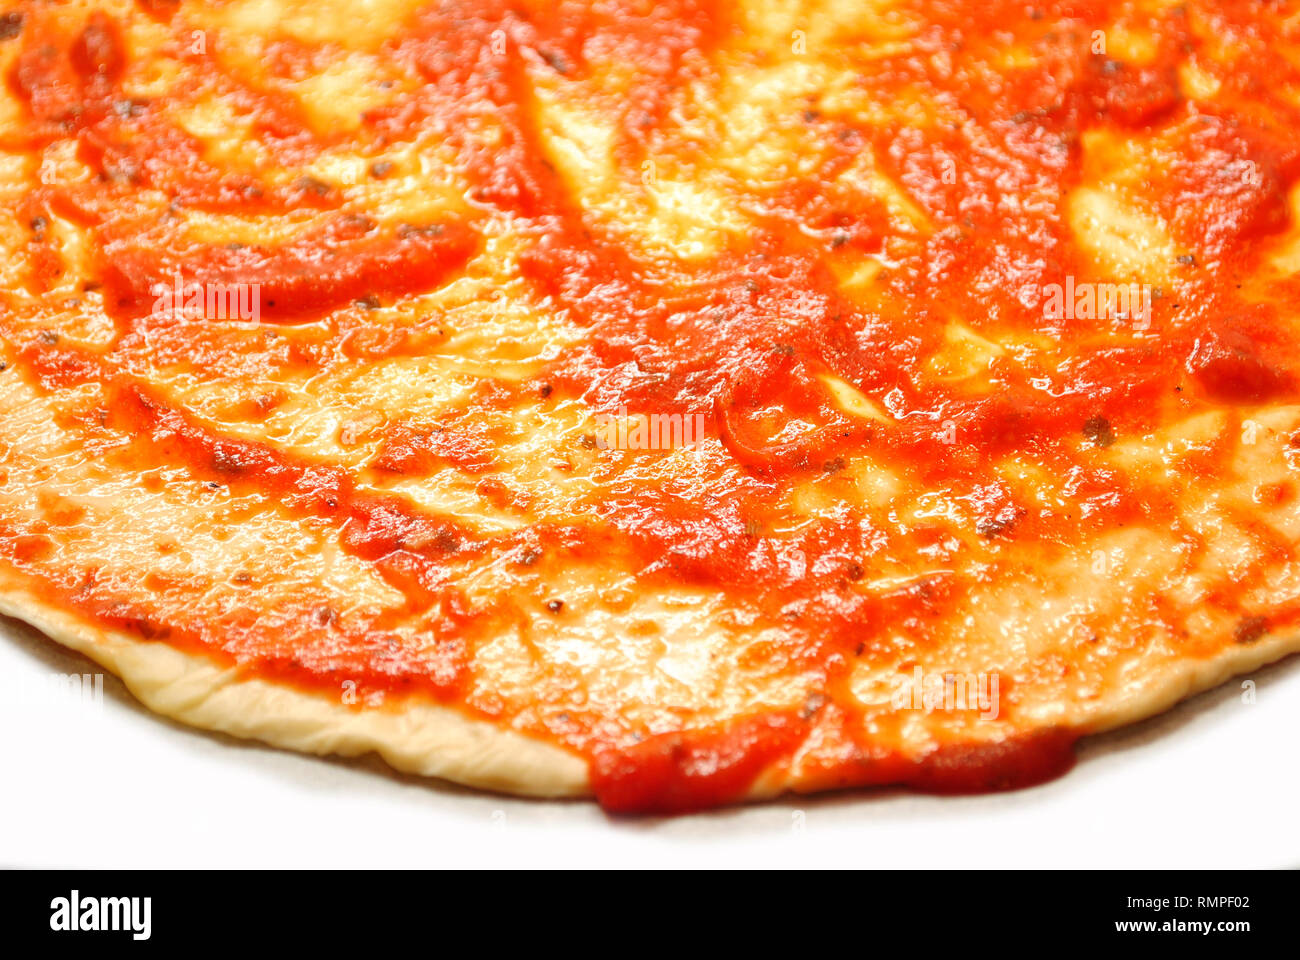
[3, 0, 1300, 812]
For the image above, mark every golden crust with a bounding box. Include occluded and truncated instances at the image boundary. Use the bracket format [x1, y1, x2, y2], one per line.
[0, 573, 589, 799]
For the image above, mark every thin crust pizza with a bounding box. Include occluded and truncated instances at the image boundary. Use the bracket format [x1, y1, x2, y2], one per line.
[1, 0, 1299, 813]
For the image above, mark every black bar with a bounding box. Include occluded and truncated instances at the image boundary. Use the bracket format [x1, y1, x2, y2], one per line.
[0, 869, 1290, 947]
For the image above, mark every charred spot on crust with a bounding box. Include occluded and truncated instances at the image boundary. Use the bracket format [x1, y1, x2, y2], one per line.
[540, 49, 571, 75]
[0, 13, 24, 42]
[1233, 615, 1268, 645]
[293, 176, 332, 197]
[311, 605, 339, 627]
[1082, 415, 1115, 447]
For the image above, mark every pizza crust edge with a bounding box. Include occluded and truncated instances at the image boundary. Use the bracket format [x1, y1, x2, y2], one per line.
[0, 575, 591, 799]
[4, 567, 1298, 803]
[1072, 639, 1297, 738]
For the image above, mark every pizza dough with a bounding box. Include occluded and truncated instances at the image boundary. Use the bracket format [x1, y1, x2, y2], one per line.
[1, 0, 1299, 812]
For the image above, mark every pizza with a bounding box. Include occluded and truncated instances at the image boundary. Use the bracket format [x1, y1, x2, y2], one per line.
[1, 0, 1298, 815]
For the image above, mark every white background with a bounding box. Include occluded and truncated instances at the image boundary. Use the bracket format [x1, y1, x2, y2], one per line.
[2, 614, 1296, 869]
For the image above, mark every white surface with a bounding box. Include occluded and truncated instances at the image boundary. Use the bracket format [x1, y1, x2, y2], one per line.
[1, 613, 1297, 869]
